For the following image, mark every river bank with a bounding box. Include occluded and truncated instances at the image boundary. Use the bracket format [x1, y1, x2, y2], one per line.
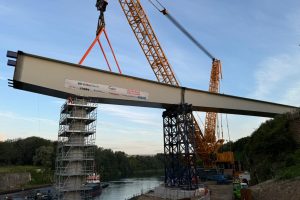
[130, 181, 232, 200]
[99, 177, 162, 200]
[0, 184, 52, 195]
[0, 177, 163, 200]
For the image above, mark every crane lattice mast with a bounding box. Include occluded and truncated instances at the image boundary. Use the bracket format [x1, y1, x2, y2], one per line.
[118, 0, 230, 167]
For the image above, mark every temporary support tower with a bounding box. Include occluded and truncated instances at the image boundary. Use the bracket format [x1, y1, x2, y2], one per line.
[55, 97, 97, 200]
[163, 104, 198, 190]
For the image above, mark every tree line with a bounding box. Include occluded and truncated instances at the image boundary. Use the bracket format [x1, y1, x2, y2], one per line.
[0, 137, 164, 181]
[3, 115, 299, 184]
[221, 115, 300, 184]
[95, 148, 164, 180]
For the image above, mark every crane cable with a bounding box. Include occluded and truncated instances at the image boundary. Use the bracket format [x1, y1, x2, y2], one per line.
[148, 0, 228, 143]
[194, 111, 205, 134]
[219, 81, 232, 149]
[220, 113, 224, 140]
[224, 113, 232, 151]
[219, 79, 231, 144]
[225, 114, 231, 143]
[147, 0, 163, 12]
[147, 0, 216, 61]
[216, 114, 220, 140]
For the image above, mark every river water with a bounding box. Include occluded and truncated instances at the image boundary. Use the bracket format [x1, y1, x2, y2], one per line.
[98, 177, 162, 200]
[0, 177, 162, 200]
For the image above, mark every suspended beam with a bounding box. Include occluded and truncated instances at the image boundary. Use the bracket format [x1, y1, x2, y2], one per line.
[7, 51, 298, 117]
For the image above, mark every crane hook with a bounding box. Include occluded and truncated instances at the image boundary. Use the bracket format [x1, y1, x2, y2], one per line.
[96, 0, 108, 35]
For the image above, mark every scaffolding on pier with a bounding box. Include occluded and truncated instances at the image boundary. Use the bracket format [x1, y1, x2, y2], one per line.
[55, 97, 97, 200]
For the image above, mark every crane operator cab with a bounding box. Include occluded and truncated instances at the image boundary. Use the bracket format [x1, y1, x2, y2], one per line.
[96, 0, 108, 35]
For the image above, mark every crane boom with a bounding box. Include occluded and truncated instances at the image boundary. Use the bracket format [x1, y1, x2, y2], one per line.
[155, 3, 225, 161]
[118, 0, 178, 85]
[118, 0, 228, 168]
[205, 59, 222, 143]
[118, 0, 206, 155]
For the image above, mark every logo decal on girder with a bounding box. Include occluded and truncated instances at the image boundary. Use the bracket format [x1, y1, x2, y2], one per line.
[64, 79, 149, 100]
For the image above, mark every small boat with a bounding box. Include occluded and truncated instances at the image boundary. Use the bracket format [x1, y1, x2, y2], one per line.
[86, 173, 102, 197]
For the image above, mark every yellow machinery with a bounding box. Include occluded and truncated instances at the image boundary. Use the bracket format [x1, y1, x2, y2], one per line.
[116, 0, 233, 168]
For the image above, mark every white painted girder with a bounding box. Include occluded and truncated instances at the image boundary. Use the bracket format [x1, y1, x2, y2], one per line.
[8, 51, 298, 117]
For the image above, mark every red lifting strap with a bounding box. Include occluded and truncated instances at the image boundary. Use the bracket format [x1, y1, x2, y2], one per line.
[79, 27, 122, 74]
[103, 29, 122, 74]
[97, 39, 112, 72]
[79, 28, 104, 65]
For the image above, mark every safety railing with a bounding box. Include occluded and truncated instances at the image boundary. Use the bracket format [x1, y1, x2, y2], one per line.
[58, 136, 95, 145]
[58, 124, 96, 135]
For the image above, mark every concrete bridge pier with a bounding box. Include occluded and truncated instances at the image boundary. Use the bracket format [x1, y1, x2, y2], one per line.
[55, 98, 97, 199]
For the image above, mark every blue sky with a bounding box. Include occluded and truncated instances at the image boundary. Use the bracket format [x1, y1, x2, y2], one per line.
[0, 0, 299, 154]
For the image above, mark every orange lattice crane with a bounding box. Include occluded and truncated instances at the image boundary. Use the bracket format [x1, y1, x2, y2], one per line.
[98, 0, 233, 168]
[79, 0, 232, 168]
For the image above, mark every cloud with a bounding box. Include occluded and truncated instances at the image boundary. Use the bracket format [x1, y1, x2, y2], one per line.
[167, 46, 210, 88]
[232, 52, 300, 141]
[0, 111, 57, 125]
[99, 105, 162, 127]
[97, 119, 161, 143]
[2, 130, 57, 141]
[230, 52, 300, 141]
[281, 80, 300, 106]
[0, 132, 6, 141]
[0, 4, 12, 15]
[250, 6, 300, 104]
[251, 53, 300, 105]
[96, 110, 163, 154]
[52, 100, 65, 105]
[0, 75, 7, 81]
[287, 12, 300, 36]
[226, 115, 268, 141]
[97, 138, 163, 155]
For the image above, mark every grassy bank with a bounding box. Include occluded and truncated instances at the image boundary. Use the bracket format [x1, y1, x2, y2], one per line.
[0, 166, 53, 188]
[0, 165, 40, 173]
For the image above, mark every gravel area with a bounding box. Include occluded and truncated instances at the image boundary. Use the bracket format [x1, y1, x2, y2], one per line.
[206, 181, 232, 200]
[131, 182, 233, 200]
[250, 177, 300, 200]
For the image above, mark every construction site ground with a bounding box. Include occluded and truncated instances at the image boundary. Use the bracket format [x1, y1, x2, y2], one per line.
[250, 177, 300, 200]
[206, 181, 232, 200]
[131, 181, 233, 200]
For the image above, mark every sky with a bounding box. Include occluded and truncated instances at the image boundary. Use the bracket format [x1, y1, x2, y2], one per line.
[0, 0, 300, 154]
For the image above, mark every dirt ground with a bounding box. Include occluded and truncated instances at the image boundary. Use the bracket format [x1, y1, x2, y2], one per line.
[132, 181, 233, 200]
[132, 195, 164, 200]
[206, 181, 233, 200]
[250, 177, 300, 200]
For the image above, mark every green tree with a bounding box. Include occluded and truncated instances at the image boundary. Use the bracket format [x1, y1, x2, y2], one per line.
[223, 115, 299, 184]
[33, 145, 54, 169]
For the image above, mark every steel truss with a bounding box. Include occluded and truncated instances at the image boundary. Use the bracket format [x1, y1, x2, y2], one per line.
[163, 104, 198, 190]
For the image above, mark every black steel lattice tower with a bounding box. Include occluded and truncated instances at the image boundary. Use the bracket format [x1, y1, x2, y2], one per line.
[163, 104, 198, 190]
